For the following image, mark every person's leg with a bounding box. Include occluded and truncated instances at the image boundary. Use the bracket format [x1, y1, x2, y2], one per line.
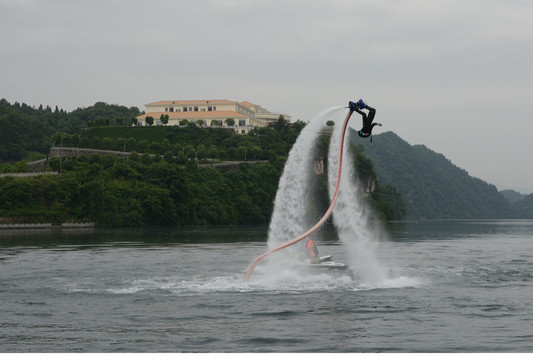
[354, 107, 367, 127]
[366, 106, 376, 124]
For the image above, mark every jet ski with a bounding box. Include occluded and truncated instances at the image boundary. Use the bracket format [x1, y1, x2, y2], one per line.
[302, 255, 348, 270]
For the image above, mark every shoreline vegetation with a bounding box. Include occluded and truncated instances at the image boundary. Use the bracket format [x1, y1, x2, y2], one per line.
[0, 141, 403, 227]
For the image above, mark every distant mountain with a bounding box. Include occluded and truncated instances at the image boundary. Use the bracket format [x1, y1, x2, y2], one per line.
[350, 131, 516, 219]
[512, 194, 533, 218]
[500, 189, 526, 204]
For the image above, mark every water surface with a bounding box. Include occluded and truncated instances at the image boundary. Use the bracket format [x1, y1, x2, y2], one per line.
[1, 221, 533, 352]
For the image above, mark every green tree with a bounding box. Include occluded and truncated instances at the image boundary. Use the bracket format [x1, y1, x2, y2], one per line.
[163, 151, 174, 163]
[149, 141, 161, 154]
[137, 140, 149, 153]
[101, 137, 114, 150]
[126, 137, 137, 150]
[161, 138, 171, 153]
[236, 146, 246, 160]
[51, 133, 62, 146]
[71, 134, 80, 147]
[176, 152, 187, 164]
[197, 144, 207, 161]
[12, 160, 28, 173]
[227, 147, 237, 159]
[274, 115, 288, 132]
[141, 153, 152, 165]
[91, 136, 100, 148]
[184, 145, 196, 160]
[208, 145, 219, 159]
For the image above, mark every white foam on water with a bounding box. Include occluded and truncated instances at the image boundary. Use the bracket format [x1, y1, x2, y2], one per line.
[171, 269, 426, 294]
[63, 271, 426, 296]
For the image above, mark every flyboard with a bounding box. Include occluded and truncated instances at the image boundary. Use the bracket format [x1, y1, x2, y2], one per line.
[243, 102, 357, 282]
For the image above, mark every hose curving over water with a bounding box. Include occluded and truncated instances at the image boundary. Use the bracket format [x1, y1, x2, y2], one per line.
[243, 108, 354, 282]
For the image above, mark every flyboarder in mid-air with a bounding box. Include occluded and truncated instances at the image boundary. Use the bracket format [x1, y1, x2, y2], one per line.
[349, 99, 382, 139]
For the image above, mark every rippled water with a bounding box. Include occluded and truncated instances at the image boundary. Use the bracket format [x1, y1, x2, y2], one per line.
[1, 220, 533, 352]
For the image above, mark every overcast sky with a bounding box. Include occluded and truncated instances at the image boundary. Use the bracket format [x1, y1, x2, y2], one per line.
[1, 0, 533, 192]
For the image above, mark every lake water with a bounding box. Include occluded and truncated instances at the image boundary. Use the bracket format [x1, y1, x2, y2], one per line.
[1, 220, 533, 353]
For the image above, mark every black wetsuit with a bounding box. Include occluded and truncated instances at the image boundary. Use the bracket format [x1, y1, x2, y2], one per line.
[355, 106, 378, 138]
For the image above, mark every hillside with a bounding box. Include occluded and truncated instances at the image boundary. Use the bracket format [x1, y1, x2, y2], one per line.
[0, 99, 140, 162]
[500, 189, 526, 204]
[350, 131, 516, 219]
[512, 194, 533, 218]
[0, 131, 403, 227]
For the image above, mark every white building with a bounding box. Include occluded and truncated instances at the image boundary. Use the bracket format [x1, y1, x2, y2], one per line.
[136, 99, 291, 134]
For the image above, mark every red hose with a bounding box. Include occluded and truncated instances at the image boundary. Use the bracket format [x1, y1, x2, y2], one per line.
[243, 109, 354, 281]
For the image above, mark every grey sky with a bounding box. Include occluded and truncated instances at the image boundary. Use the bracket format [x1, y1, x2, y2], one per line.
[2, 0, 533, 192]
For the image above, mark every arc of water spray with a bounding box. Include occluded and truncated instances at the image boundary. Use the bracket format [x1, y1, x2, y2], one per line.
[243, 108, 354, 282]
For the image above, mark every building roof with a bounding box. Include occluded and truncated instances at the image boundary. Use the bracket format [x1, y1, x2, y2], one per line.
[239, 101, 255, 107]
[137, 110, 248, 120]
[146, 99, 239, 106]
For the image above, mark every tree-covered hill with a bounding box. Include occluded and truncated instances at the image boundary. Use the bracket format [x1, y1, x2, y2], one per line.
[0, 155, 283, 227]
[0, 99, 140, 162]
[0, 131, 403, 227]
[0, 99, 56, 161]
[350, 131, 516, 219]
[500, 189, 526, 204]
[512, 194, 533, 218]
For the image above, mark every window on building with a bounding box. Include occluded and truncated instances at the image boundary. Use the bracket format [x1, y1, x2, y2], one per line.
[208, 106, 212, 111]
[169, 107, 174, 112]
[194, 107, 198, 111]
[183, 107, 187, 112]
[165, 107, 168, 112]
[189, 107, 192, 111]
[213, 106, 216, 111]
[239, 120, 246, 126]
[241, 130, 246, 134]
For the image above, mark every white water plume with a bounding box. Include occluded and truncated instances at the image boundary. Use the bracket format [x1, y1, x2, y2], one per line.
[267, 106, 345, 250]
[327, 109, 390, 285]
